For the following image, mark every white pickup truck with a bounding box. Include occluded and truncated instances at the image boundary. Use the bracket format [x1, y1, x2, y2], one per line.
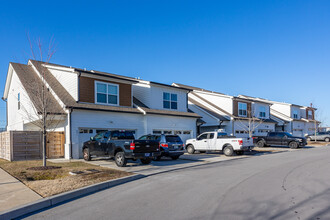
[185, 131, 254, 156]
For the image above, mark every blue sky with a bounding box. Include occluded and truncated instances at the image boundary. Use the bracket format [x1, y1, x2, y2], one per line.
[0, 0, 329, 127]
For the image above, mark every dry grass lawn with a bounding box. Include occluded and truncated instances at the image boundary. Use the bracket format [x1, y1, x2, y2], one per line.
[0, 159, 131, 197]
[307, 141, 329, 147]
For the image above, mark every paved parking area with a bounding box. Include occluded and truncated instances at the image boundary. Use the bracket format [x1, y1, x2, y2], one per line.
[50, 144, 326, 176]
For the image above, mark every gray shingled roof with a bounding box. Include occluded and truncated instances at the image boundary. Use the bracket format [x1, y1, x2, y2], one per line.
[11, 62, 65, 115]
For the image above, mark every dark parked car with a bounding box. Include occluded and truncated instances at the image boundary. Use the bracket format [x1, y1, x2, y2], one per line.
[138, 134, 184, 160]
[306, 132, 330, 142]
[253, 132, 306, 149]
[82, 130, 160, 167]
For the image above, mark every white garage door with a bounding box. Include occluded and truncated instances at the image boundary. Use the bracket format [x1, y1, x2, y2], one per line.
[292, 129, 304, 137]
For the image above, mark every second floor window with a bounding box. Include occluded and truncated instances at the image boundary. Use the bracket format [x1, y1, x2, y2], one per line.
[308, 110, 313, 119]
[96, 82, 118, 105]
[238, 102, 247, 117]
[18, 93, 20, 110]
[292, 110, 298, 119]
[259, 106, 266, 118]
[163, 92, 177, 110]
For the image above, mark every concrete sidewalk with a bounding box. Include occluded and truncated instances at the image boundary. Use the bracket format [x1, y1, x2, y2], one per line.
[0, 168, 41, 212]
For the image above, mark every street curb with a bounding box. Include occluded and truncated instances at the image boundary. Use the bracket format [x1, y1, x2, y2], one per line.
[0, 174, 145, 220]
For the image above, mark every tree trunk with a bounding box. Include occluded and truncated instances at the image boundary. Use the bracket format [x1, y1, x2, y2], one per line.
[43, 130, 47, 167]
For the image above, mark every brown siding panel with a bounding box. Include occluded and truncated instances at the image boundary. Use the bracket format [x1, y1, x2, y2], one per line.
[79, 76, 132, 107]
[80, 76, 95, 103]
[119, 84, 132, 107]
[233, 100, 251, 118]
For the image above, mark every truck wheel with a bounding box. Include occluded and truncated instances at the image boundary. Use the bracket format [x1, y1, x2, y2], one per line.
[325, 138, 330, 142]
[306, 137, 311, 142]
[140, 158, 152, 165]
[187, 145, 195, 154]
[256, 140, 264, 148]
[83, 148, 91, 161]
[171, 155, 180, 160]
[235, 150, 244, 155]
[289, 142, 298, 149]
[223, 145, 234, 156]
[115, 152, 127, 167]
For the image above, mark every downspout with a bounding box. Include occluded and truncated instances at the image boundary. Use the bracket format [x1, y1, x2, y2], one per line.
[218, 120, 223, 130]
[77, 72, 81, 102]
[232, 118, 235, 136]
[69, 108, 73, 159]
[2, 98, 8, 130]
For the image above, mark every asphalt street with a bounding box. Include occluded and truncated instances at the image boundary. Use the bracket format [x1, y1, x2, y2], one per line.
[21, 145, 330, 220]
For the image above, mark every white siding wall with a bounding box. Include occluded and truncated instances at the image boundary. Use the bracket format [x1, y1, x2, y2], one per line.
[291, 106, 301, 119]
[7, 71, 38, 131]
[271, 103, 291, 117]
[133, 83, 188, 112]
[48, 68, 78, 101]
[195, 92, 233, 114]
[253, 102, 270, 119]
[188, 103, 219, 126]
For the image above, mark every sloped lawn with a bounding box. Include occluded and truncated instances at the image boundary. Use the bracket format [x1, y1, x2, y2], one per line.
[0, 159, 131, 197]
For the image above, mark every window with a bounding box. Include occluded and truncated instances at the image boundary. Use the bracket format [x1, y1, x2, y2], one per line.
[259, 106, 266, 118]
[174, 131, 182, 135]
[238, 102, 247, 117]
[18, 93, 20, 110]
[165, 136, 182, 143]
[96, 129, 107, 134]
[79, 129, 93, 134]
[308, 110, 313, 119]
[163, 92, 177, 110]
[183, 131, 191, 134]
[163, 130, 172, 134]
[208, 133, 214, 139]
[292, 110, 298, 119]
[96, 82, 118, 105]
[153, 130, 162, 134]
[198, 134, 208, 140]
[111, 131, 135, 140]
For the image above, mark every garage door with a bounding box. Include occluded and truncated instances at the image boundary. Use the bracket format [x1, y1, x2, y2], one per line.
[292, 129, 304, 137]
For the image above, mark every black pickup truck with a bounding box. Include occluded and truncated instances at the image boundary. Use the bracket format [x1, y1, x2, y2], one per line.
[253, 132, 307, 149]
[82, 130, 160, 167]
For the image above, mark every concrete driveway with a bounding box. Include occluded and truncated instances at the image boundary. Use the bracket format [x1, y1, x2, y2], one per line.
[83, 146, 293, 175]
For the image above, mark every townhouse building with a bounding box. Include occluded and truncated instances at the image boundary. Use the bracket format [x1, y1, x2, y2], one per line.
[173, 84, 276, 137]
[238, 96, 319, 137]
[3, 60, 199, 159]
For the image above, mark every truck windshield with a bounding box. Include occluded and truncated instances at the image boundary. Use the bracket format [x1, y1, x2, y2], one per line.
[283, 132, 293, 137]
[165, 135, 182, 143]
[93, 132, 106, 141]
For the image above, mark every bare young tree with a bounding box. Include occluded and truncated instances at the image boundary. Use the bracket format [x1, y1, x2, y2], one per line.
[236, 108, 263, 138]
[18, 34, 60, 167]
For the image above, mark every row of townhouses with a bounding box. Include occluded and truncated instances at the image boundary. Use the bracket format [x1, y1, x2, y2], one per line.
[2, 60, 319, 159]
